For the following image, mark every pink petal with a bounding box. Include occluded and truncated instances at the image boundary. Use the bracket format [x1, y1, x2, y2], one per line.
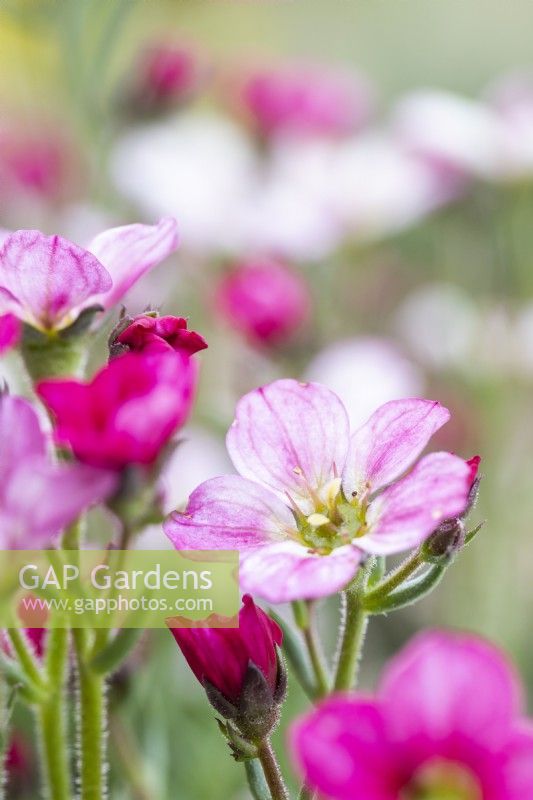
[226, 379, 350, 513]
[361, 452, 472, 555]
[2, 458, 117, 547]
[504, 725, 533, 799]
[164, 475, 294, 550]
[0, 313, 21, 354]
[240, 540, 361, 602]
[88, 217, 179, 309]
[0, 395, 46, 485]
[379, 631, 522, 756]
[0, 230, 112, 329]
[290, 698, 398, 800]
[342, 398, 450, 497]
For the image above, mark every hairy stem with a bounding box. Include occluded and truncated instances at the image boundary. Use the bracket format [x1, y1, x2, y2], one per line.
[37, 628, 71, 800]
[257, 739, 290, 800]
[73, 628, 106, 800]
[333, 587, 368, 692]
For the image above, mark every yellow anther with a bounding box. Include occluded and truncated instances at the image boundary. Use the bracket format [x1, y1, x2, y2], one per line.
[307, 513, 330, 528]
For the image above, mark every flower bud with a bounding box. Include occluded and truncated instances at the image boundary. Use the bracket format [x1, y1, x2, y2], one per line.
[169, 595, 286, 741]
[109, 312, 207, 359]
[215, 258, 311, 347]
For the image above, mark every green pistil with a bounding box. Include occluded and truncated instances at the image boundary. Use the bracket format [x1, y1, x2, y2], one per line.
[295, 490, 368, 553]
[402, 760, 482, 800]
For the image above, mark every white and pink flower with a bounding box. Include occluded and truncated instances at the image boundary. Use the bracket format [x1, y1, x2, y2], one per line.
[0, 217, 178, 332]
[164, 379, 473, 602]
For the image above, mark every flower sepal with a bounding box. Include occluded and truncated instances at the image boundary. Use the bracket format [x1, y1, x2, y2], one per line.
[204, 652, 287, 743]
[21, 324, 90, 381]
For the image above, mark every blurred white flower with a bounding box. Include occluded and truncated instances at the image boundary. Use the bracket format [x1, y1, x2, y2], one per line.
[392, 90, 502, 179]
[111, 112, 258, 255]
[304, 337, 424, 429]
[395, 283, 480, 370]
[329, 133, 458, 240]
[485, 72, 533, 180]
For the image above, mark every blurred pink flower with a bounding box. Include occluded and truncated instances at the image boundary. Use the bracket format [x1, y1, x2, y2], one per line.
[239, 64, 371, 139]
[215, 258, 311, 345]
[165, 380, 473, 602]
[0, 218, 178, 331]
[0, 313, 21, 354]
[132, 41, 207, 111]
[38, 352, 197, 470]
[169, 594, 282, 704]
[115, 314, 207, 357]
[291, 631, 533, 800]
[0, 394, 116, 546]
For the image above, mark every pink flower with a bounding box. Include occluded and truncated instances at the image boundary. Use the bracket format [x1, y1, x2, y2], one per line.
[114, 314, 207, 357]
[165, 380, 474, 602]
[37, 352, 196, 470]
[0, 313, 21, 354]
[131, 41, 207, 111]
[0, 394, 116, 546]
[169, 594, 282, 704]
[291, 631, 533, 800]
[215, 258, 311, 345]
[0, 218, 178, 332]
[239, 65, 371, 139]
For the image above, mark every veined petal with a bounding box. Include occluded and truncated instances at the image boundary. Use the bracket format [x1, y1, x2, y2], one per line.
[88, 217, 179, 309]
[0, 395, 46, 485]
[379, 631, 522, 753]
[164, 475, 294, 550]
[0, 230, 112, 329]
[239, 540, 361, 602]
[361, 452, 471, 555]
[290, 698, 398, 800]
[226, 379, 350, 512]
[342, 398, 450, 497]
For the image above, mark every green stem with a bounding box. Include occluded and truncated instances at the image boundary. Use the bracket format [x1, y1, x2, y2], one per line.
[333, 587, 368, 692]
[301, 615, 330, 698]
[364, 564, 447, 614]
[363, 550, 424, 606]
[6, 629, 46, 691]
[298, 786, 315, 800]
[244, 758, 271, 800]
[257, 739, 289, 800]
[73, 628, 106, 800]
[37, 628, 71, 800]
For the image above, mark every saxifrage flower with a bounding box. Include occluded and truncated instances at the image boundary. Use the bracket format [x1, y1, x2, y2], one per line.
[291, 630, 533, 800]
[37, 351, 196, 470]
[165, 379, 474, 602]
[0, 217, 178, 332]
[0, 394, 116, 545]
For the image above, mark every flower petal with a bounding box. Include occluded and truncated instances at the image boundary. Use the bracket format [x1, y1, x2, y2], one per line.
[504, 724, 533, 800]
[0, 230, 112, 329]
[240, 540, 361, 602]
[290, 697, 398, 800]
[361, 452, 471, 555]
[164, 475, 294, 550]
[88, 217, 179, 309]
[0, 395, 46, 485]
[379, 631, 522, 755]
[226, 379, 350, 512]
[2, 458, 117, 547]
[342, 398, 450, 497]
[0, 313, 21, 354]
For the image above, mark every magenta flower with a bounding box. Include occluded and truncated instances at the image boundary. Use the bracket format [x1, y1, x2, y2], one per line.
[131, 41, 207, 111]
[0, 312, 21, 354]
[114, 314, 207, 357]
[0, 394, 116, 546]
[215, 258, 311, 346]
[239, 65, 371, 139]
[165, 380, 473, 602]
[0, 217, 178, 332]
[291, 631, 533, 800]
[37, 352, 196, 470]
[170, 594, 282, 704]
